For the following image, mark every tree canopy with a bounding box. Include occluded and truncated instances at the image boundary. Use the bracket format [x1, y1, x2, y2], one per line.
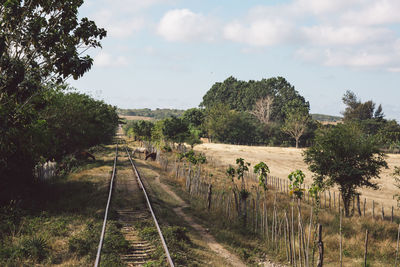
[200, 76, 309, 123]
[0, 0, 107, 202]
[304, 123, 387, 216]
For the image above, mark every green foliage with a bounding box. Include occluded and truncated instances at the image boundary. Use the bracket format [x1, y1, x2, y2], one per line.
[19, 236, 49, 262]
[253, 162, 270, 191]
[39, 88, 119, 161]
[282, 99, 311, 148]
[304, 122, 387, 216]
[178, 150, 206, 165]
[0, 0, 106, 202]
[123, 120, 154, 141]
[162, 116, 190, 144]
[201, 76, 309, 123]
[205, 104, 259, 144]
[288, 170, 306, 199]
[182, 108, 205, 128]
[68, 221, 128, 261]
[235, 158, 250, 180]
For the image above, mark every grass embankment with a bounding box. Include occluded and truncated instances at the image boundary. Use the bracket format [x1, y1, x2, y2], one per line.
[0, 144, 129, 266]
[0, 141, 215, 266]
[142, 145, 400, 267]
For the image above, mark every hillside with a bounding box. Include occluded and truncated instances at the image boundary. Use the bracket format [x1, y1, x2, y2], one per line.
[311, 113, 342, 122]
[118, 108, 185, 120]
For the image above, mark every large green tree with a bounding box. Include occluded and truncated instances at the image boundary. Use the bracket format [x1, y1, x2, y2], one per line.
[304, 123, 387, 216]
[282, 99, 311, 148]
[201, 76, 308, 123]
[0, 0, 106, 201]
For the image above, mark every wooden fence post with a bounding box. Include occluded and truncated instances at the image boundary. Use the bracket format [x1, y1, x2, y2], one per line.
[382, 206, 385, 220]
[317, 224, 324, 267]
[363, 198, 366, 217]
[392, 206, 394, 223]
[333, 191, 336, 208]
[357, 194, 361, 216]
[373, 200, 375, 219]
[340, 208, 343, 267]
[396, 223, 400, 267]
[364, 229, 369, 267]
[207, 184, 212, 212]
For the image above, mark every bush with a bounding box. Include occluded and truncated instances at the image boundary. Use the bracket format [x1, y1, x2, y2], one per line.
[20, 236, 49, 262]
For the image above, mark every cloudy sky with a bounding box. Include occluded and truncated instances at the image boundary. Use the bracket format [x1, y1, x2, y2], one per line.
[70, 0, 400, 120]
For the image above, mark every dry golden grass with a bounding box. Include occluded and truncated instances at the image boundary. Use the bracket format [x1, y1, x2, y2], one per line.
[194, 143, 400, 211]
[119, 115, 153, 121]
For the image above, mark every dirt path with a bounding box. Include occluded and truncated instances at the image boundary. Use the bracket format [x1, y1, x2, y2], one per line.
[153, 176, 245, 267]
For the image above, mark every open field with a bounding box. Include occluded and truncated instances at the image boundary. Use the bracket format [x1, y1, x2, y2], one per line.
[119, 115, 153, 121]
[194, 143, 400, 210]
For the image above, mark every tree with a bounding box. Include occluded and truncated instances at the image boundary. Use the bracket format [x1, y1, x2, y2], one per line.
[282, 99, 311, 148]
[0, 0, 106, 201]
[182, 108, 205, 128]
[162, 116, 190, 145]
[304, 123, 387, 217]
[250, 96, 274, 125]
[342, 90, 378, 121]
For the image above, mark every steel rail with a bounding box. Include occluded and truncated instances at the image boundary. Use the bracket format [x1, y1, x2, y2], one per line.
[125, 146, 175, 267]
[94, 142, 118, 267]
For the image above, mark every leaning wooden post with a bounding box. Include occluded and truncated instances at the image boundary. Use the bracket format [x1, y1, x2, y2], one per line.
[285, 211, 292, 265]
[317, 224, 323, 267]
[396, 223, 400, 267]
[207, 184, 212, 212]
[382, 206, 385, 221]
[363, 229, 369, 267]
[357, 194, 361, 216]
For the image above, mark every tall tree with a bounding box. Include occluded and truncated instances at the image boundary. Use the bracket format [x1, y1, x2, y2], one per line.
[342, 90, 376, 121]
[304, 123, 387, 217]
[0, 0, 106, 200]
[282, 99, 311, 148]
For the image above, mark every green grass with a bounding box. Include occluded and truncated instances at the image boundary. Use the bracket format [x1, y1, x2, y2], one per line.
[0, 144, 129, 266]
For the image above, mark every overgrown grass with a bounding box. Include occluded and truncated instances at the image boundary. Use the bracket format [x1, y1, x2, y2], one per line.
[145, 147, 400, 267]
[0, 143, 129, 266]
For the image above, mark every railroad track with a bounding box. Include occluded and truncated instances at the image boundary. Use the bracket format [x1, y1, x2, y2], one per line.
[94, 141, 174, 267]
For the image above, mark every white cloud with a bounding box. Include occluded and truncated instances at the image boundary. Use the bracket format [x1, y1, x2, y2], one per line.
[302, 25, 394, 46]
[293, 0, 363, 15]
[157, 9, 218, 42]
[223, 19, 294, 46]
[341, 0, 400, 26]
[94, 52, 128, 67]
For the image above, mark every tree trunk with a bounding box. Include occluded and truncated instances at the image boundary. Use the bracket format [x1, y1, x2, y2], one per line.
[342, 191, 351, 217]
[295, 137, 299, 148]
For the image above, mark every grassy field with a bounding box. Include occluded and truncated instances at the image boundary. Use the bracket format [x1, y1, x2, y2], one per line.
[149, 144, 400, 266]
[194, 143, 400, 212]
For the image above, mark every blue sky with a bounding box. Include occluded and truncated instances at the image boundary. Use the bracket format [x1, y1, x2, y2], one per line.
[70, 0, 400, 120]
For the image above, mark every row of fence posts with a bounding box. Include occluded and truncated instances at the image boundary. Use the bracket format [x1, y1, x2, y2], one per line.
[156, 154, 400, 266]
[245, 171, 398, 223]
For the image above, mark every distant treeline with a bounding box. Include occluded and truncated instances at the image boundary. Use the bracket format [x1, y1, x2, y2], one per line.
[118, 108, 185, 120]
[311, 114, 342, 122]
